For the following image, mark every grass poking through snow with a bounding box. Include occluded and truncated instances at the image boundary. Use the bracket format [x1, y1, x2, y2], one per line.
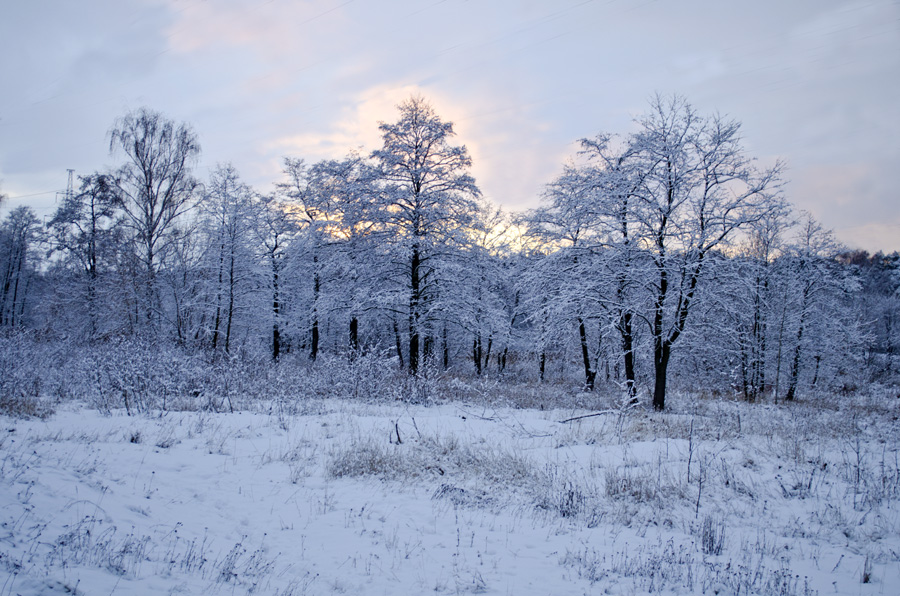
[1, 389, 898, 594]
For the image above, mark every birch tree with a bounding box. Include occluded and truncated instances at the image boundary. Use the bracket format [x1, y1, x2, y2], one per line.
[108, 108, 201, 330]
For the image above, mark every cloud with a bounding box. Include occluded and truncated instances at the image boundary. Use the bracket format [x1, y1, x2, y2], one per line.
[263, 84, 422, 161]
[261, 82, 566, 208]
[3, 0, 898, 251]
[835, 221, 900, 254]
[788, 161, 900, 250]
[160, 0, 348, 57]
[793, 163, 874, 208]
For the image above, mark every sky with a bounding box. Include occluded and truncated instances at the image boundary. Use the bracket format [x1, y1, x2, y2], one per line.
[1, 0, 898, 252]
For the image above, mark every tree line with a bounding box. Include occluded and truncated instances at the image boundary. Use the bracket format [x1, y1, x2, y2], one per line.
[1, 94, 897, 409]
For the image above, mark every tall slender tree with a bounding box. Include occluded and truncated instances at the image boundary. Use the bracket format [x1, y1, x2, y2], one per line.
[200, 164, 257, 353]
[303, 154, 380, 357]
[372, 96, 481, 374]
[522, 164, 604, 389]
[253, 193, 300, 360]
[0, 207, 42, 327]
[577, 134, 646, 399]
[734, 206, 792, 400]
[47, 173, 123, 337]
[108, 107, 201, 330]
[782, 213, 845, 401]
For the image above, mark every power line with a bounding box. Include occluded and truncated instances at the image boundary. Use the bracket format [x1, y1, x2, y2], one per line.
[5, 190, 64, 200]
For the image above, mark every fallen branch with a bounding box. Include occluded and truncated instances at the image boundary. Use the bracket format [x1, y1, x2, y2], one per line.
[558, 409, 616, 424]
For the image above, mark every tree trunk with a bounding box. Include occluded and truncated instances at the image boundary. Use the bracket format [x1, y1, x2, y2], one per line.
[310, 320, 319, 361]
[393, 318, 404, 368]
[349, 317, 359, 354]
[408, 245, 420, 375]
[786, 283, 810, 402]
[87, 270, 98, 339]
[652, 249, 669, 409]
[212, 242, 225, 350]
[310, 255, 319, 361]
[8, 249, 23, 327]
[271, 263, 281, 361]
[1, 252, 14, 326]
[621, 312, 636, 400]
[578, 318, 595, 390]
[225, 252, 235, 353]
[785, 321, 804, 401]
[85, 204, 101, 335]
[653, 342, 671, 410]
[740, 333, 752, 401]
[744, 267, 769, 401]
[423, 335, 434, 365]
[473, 336, 483, 375]
[773, 301, 787, 404]
[442, 325, 449, 370]
[145, 242, 156, 329]
[747, 291, 759, 400]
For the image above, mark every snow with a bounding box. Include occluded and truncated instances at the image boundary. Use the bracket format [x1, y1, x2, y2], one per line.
[2, 396, 898, 595]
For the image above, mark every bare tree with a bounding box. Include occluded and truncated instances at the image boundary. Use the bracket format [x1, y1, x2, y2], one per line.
[253, 193, 300, 360]
[47, 173, 124, 337]
[301, 154, 381, 357]
[782, 213, 844, 401]
[372, 95, 481, 374]
[734, 206, 792, 400]
[109, 107, 201, 329]
[630, 95, 783, 410]
[279, 157, 350, 361]
[521, 164, 604, 389]
[0, 207, 42, 327]
[200, 164, 257, 353]
[576, 134, 647, 399]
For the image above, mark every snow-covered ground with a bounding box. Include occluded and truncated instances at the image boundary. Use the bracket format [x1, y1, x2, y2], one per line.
[1, 394, 898, 595]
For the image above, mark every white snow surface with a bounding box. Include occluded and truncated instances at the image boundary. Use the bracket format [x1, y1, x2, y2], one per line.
[1, 397, 898, 595]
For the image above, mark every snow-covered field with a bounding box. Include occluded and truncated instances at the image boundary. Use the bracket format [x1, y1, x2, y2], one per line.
[2, 393, 898, 595]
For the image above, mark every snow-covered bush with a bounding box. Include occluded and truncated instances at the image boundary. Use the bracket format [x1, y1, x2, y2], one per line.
[0, 333, 53, 418]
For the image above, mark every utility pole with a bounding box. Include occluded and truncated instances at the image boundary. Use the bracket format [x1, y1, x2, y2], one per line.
[55, 169, 75, 203]
[66, 169, 74, 200]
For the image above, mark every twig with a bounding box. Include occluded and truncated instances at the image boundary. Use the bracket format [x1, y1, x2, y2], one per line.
[558, 409, 615, 424]
[456, 405, 497, 421]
